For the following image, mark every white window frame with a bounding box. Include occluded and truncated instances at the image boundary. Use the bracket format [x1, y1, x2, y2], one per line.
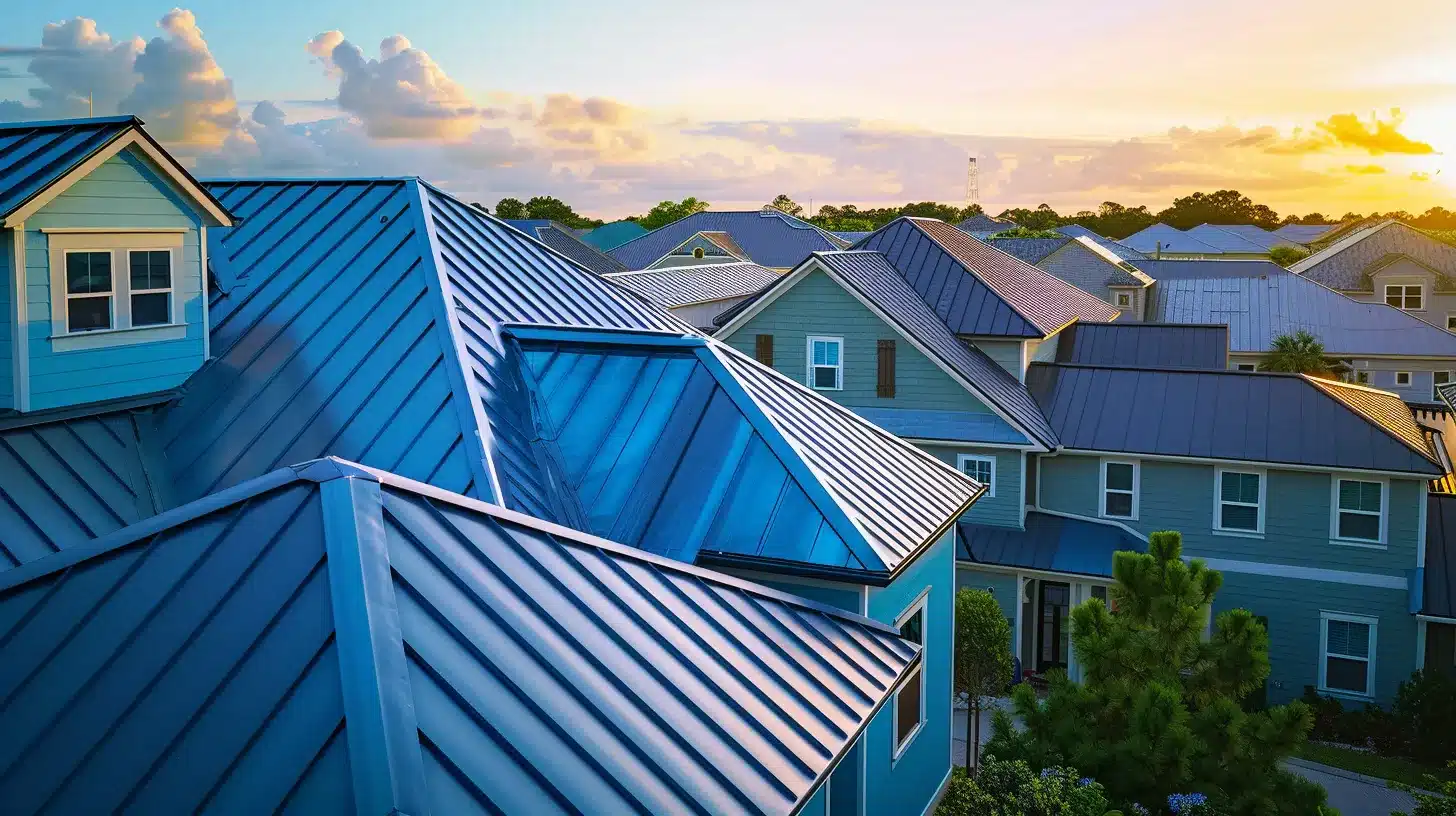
[1434, 371, 1452, 402]
[1385, 283, 1424, 311]
[956, 454, 996, 497]
[1113, 291, 1132, 308]
[126, 248, 175, 328]
[62, 249, 116, 334]
[1318, 611, 1378, 699]
[1099, 459, 1139, 521]
[1213, 467, 1266, 536]
[1394, 371, 1412, 387]
[806, 335, 844, 391]
[890, 591, 928, 763]
[1330, 477, 1388, 548]
[46, 231, 186, 352]
[1446, 313, 1456, 333]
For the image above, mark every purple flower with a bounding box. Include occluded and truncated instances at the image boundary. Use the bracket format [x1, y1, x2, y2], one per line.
[1078, 777, 1093, 787]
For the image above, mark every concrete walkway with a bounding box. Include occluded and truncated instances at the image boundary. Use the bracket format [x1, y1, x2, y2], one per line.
[949, 700, 1006, 769]
[1284, 759, 1418, 816]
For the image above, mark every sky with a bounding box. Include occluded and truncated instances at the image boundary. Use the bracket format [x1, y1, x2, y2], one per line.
[1, 1, 1454, 219]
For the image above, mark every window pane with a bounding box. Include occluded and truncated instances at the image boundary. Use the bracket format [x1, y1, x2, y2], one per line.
[67, 252, 112, 294]
[1338, 480, 1381, 513]
[1338, 512, 1380, 541]
[813, 342, 827, 365]
[1220, 503, 1259, 530]
[1221, 472, 1259, 504]
[130, 250, 171, 290]
[813, 366, 837, 389]
[131, 292, 170, 326]
[1091, 585, 1108, 603]
[895, 667, 923, 744]
[823, 342, 838, 365]
[1105, 492, 1133, 517]
[1327, 620, 1370, 658]
[68, 296, 111, 332]
[1387, 292, 1403, 308]
[1326, 657, 1368, 694]
[1105, 463, 1133, 491]
[898, 608, 923, 645]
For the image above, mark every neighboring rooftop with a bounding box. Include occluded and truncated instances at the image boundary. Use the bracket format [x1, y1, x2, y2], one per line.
[1054, 322, 1230, 370]
[503, 218, 628, 275]
[1425, 494, 1456, 619]
[1289, 220, 1456, 291]
[982, 236, 1071, 264]
[1184, 223, 1278, 253]
[1120, 223, 1224, 256]
[609, 210, 848, 269]
[1274, 223, 1342, 244]
[604, 261, 782, 308]
[1131, 259, 1287, 280]
[959, 513, 1146, 579]
[955, 212, 1018, 236]
[579, 218, 647, 250]
[1214, 223, 1306, 251]
[1054, 225, 1149, 261]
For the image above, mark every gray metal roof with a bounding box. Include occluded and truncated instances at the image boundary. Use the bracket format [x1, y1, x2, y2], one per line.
[1185, 224, 1278, 253]
[1425, 494, 1456, 618]
[1133, 259, 1287, 280]
[955, 212, 1017, 236]
[503, 218, 629, 275]
[1055, 322, 1229, 370]
[604, 261, 782, 308]
[811, 250, 1059, 448]
[959, 512, 1146, 578]
[1274, 223, 1340, 244]
[1026, 363, 1441, 474]
[849, 407, 1030, 446]
[1213, 224, 1305, 251]
[982, 237, 1070, 264]
[1121, 224, 1224, 255]
[1289, 221, 1456, 292]
[1149, 268, 1456, 358]
[1055, 225, 1148, 261]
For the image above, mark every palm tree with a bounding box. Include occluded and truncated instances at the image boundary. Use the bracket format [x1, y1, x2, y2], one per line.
[1258, 330, 1331, 374]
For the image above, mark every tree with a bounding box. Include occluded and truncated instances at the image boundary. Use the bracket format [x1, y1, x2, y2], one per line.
[1393, 762, 1456, 816]
[936, 758, 1110, 816]
[494, 197, 526, 219]
[954, 588, 1013, 771]
[767, 194, 803, 217]
[639, 197, 710, 230]
[1157, 190, 1280, 230]
[522, 195, 603, 229]
[989, 226, 1063, 239]
[985, 532, 1325, 815]
[1268, 245, 1309, 268]
[1258, 330, 1332, 375]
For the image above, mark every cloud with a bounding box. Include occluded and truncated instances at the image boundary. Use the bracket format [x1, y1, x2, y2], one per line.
[305, 31, 479, 139]
[0, 17, 142, 121]
[1315, 110, 1435, 155]
[1344, 164, 1387, 174]
[1411, 171, 1433, 182]
[120, 9, 239, 145]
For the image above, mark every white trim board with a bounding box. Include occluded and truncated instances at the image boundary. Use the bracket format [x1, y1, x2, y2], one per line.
[9, 222, 28, 412]
[1197, 558, 1407, 590]
[1058, 447, 1435, 480]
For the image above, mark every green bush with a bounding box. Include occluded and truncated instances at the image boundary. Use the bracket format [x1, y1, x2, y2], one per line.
[935, 757, 1111, 816]
[1394, 762, 1456, 816]
[1394, 670, 1456, 766]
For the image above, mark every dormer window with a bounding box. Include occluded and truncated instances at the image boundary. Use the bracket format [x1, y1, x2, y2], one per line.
[692, 247, 705, 259]
[129, 250, 173, 326]
[46, 231, 184, 351]
[65, 251, 114, 332]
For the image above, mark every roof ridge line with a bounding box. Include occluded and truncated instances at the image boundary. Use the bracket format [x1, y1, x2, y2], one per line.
[1304, 376, 1441, 465]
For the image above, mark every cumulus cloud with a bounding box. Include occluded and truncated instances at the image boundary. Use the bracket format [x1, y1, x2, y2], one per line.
[0, 17, 142, 121]
[305, 31, 479, 139]
[120, 9, 239, 145]
[1315, 110, 1436, 155]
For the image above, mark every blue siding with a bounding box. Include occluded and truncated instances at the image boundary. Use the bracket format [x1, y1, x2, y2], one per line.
[924, 445, 1022, 527]
[24, 150, 207, 411]
[956, 565, 1020, 626]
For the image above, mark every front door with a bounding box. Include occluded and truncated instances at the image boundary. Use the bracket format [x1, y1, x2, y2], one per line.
[1038, 582, 1071, 672]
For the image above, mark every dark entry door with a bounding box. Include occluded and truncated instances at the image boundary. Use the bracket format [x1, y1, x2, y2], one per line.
[1038, 582, 1071, 671]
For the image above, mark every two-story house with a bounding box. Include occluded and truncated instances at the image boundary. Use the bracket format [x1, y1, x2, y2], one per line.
[719, 216, 1446, 706]
[0, 117, 978, 815]
[1291, 220, 1456, 332]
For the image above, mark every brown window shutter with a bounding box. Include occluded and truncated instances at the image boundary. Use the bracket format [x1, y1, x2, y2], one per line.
[877, 339, 896, 397]
[754, 334, 774, 366]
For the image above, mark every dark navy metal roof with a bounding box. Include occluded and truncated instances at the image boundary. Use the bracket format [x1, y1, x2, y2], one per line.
[0, 116, 135, 220]
[833, 231, 873, 243]
[604, 261, 782, 308]
[857, 219, 1122, 338]
[1054, 225, 1149, 261]
[1150, 267, 1456, 358]
[502, 218, 629, 275]
[1027, 363, 1442, 474]
[609, 210, 847, 270]
[0, 458, 918, 815]
[1291, 221, 1456, 292]
[810, 250, 1059, 448]
[958, 512, 1147, 578]
[1121, 224, 1223, 255]
[1055, 322, 1229, 370]
[850, 407, 1030, 445]
[1423, 494, 1456, 619]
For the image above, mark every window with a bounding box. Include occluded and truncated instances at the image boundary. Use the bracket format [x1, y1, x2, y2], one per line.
[1236, 363, 1256, 372]
[957, 454, 996, 497]
[807, 336, 843, 390]
[892, 597, 926, 758]
[1215, 469, 1264, 534]
[1101, 460, 1138, 519]
[128, 250, 172, 327]
[754, 334, 774, 366]
[692, 247, 705, 259]
[1447, 314, 1456, 333]
[876, 339, 896, 397]
[1114, 292, 1132, 308]
[1394, 371, 1412, 387]
[1333, 478, 1385, 545]
[1320, 612, 1377, 697]
[65, 251, 113, 332]
[1435, 371, 1452, 402]
[1385, 284, 1424, 311]
[1353, 371, 1370, 385]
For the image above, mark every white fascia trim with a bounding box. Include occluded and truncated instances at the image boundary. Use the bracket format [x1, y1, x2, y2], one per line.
[902, 438, 1039, 450]
[9, 222, 28, 412]
[1058, 447, 1434, 480]
[715, 256, 818, 339]
[1198, 557, 1408, 590]
[199, 225, 210, 360]
[1416, 613, 1456, 624]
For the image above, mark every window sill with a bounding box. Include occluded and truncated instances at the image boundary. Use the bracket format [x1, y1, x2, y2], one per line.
[1330, 538, 1387, 550]
[49, 322, 187, 352]
[1100, 512, 1138, 523]
[1213, 528, 1264, 540]
[1317, 686, 1374, 703]
[891, 720, 925, 767]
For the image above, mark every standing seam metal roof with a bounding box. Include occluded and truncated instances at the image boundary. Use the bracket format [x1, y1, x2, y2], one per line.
[958, 512, 1146, 578]
[605, 262, 783, 308]
[502, 219, 629, 276]
[1121, 224, 1224, 256]
[1054, 322, 1229, 370]
[0, 116, 135, 219]
[1054, 225, 1149, 261]
[1185, 224, 1279, 253]
[609, 211, 847, 270]
[1424, 494, 1456, 618]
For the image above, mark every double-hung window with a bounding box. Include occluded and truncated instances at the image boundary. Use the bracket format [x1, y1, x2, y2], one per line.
[1320, 612, 1377, 697]
[49, 233, 181, 348]
[1435, 371, 1452, 402]
[892, 595, 926, 760]
[806, 336, 843, 390]
[1101, 460, 1138, 519]
[64, 251, 114, 332]
[1215, 469, 1264, 534]
[957, 454, 996, 497]
[128, 250, 173, 327]
[1332, 478, 1385, 545]
[1385, 284, 1423, 311]
[1114, 292, 1132, 308]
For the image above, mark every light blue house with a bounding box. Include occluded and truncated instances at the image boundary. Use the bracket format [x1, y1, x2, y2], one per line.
[0, 117, 980, 814]
[719, 216, 1448, 706]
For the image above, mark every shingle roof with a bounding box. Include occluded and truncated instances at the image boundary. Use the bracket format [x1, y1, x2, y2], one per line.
[579, 219, 647, 250]
[609, 211, 847, 269]
[1424, 494, 1456, 618]
[1149, 266, 1456, 358]
[810, 250, 1059, 448]
[1055, 225, 1148, 261]
[1121, 223, 1224, 255]
[858, 218, 1122, 338]
[983, 236, 1071, 264]
[1070, 237, 1155, 286]
[958, 512, 1146, 578]
[604, 261, 782, 308]
[1054, 322, 1229, 370]
[1026, 363, 1441, 474]
[1274, 223, 1341, 244]
[0, 458, 918, 816]
[1289, 221, 1456, 291]
[502, 218, 628, 275]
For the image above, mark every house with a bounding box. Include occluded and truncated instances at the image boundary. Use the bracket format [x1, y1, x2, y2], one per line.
[718, 216, 1446, 706]
[1053, 224, 1148, 261]
[1275, 223, 1342, 244]
[1147, 259, 1456, 403]
[1290, 220, 1456, 332]
[609, 208, 850, 271]
[603, 260, 782, 331]
[955, 212, 1018, 238]
[986, 234, 1153, 320]
[0, 118, 977, 814]
[579, 218, 647, 251]
[502, 218, 628, 275]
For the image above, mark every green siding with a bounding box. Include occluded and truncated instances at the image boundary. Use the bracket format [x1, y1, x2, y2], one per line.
[971, 339, 1022, 380]
[22, 149, 207, 411]
[925, 445, 1022, 527]
[0, 229, 10, 409]
[725, 268, 993, 412]
[956, 566, 1020, 627]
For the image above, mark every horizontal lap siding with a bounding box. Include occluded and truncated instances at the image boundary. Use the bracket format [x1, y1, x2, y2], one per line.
[971, 339, 1022, 380]
[955, 565, 1020, 627]
[923, 445, 1022, 528]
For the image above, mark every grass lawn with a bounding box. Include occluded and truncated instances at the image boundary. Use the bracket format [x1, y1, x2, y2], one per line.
[1296, 743, 1455, 790]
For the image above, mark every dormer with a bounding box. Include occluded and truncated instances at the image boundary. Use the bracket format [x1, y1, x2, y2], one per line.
[0, 116, 232, 414]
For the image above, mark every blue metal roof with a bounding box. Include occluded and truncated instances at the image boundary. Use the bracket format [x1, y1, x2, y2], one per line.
[1211, 224, 1304, 251]
[1185, 224, 1275, 253]
[850, 407, 1030, 445]
[1424, 494, 1456, 618]
[958, 512, 1147, 578]
[983, 237, 1070, 264]
[0, 458, 918, 815]
[605, 261, 782, 308]
[1149, 266, 1456, 358]
[609, 211, 847, 270]
[1027, 363, 1442, 474]
[1054, 225, 1148, 261]
[833, 231, 873, 243]
[0, 116, 135, 220]
[580, 219, 648, 251]
[1121, 224, 1224, 255]
[1133, 259, 1286, 280]
[502, 218, 628, 276]
[810, 250, 1058, 448]
[1054, 322, 1229, 370]
[857, 219, 1122, 338]
[1274, 223, 1340, 244]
